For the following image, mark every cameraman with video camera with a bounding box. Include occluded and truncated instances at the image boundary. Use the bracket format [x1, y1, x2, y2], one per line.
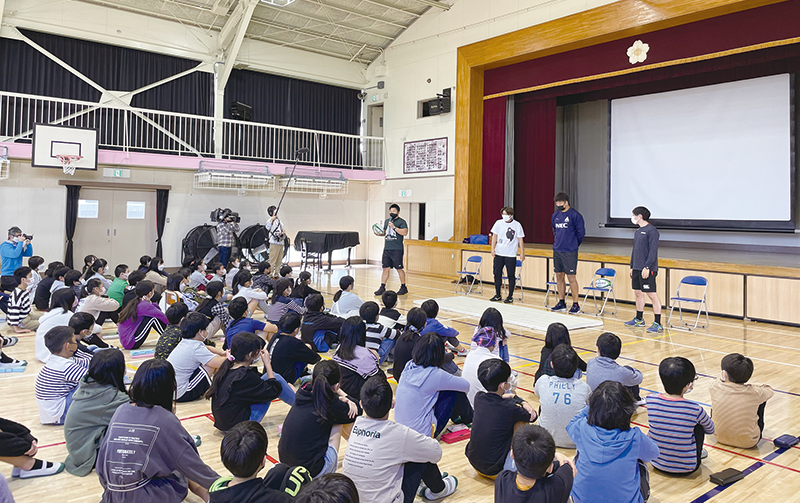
[0, 227, 33, 293]
[265, 206, 285, 279]
[216, 210, 240, 268]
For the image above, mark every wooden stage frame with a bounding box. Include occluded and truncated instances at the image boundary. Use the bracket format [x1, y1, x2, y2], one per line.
[404, 239, 800, 325]
[453, 0, 788, 241]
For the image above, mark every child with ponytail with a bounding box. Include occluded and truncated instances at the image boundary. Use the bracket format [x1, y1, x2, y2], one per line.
[278, 360, 361, 477]
[118, 281, 168, 350]
[266, 278, 306, 326]
[79, 278, 120, 326]
[232, 269, 270, 318]
[205, 332, 296, 431]
[331, 276, 363, 318]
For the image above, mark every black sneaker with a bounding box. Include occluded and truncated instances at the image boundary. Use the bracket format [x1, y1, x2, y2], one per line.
[551, 300, 567, 312]
[503, 297, 513, 304]
[397, 285, 408, 296]
[489, 295, 502, 302]
[374, 286, 386, 296]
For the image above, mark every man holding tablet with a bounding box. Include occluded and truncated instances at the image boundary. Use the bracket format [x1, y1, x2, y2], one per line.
[625, 206, 663, 333]
[551, 193, 585, 314]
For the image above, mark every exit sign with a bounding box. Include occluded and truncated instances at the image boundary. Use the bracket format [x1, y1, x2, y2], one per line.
[113, 169, 123, 177]
[399, 189, 412, 198]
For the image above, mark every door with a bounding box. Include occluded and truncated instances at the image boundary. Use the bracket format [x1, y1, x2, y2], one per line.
[73, 189, 158, 268]
[75, 189, 114, 266]
[111, 190, 157, 264]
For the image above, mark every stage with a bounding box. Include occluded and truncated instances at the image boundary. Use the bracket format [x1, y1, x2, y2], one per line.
[403, 239, 800, 326]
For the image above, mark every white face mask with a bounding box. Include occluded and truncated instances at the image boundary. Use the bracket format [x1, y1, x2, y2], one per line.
[199, 265, 206, 272]
[103, 267, 109, 274]
[630, 216, 639, 225]
[121, 273, 129, 280]
[252, 355, 260, 365]
[38, 264, 45, 271]
[158, 264, 165, 271]
[502, 214, 512, 222]
[14, 236, 24, 243]
[97, 288, 106, 296]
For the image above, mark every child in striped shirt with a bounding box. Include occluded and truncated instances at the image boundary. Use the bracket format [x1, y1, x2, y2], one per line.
[360, 301, 399, 364]
[7, 266, 40, 333]
[35, 326, 89, 425]
[646, 357, 714, 474]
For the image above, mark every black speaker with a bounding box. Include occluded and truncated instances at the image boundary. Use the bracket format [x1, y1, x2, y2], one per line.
[230, 101, 253, 121]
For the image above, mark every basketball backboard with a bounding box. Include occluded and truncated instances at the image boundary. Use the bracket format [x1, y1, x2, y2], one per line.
[32, 124, 98, 171]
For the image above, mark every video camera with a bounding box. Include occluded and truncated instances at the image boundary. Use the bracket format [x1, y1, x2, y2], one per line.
[210, 208, 241, 224]
[23, 234, 33, 241]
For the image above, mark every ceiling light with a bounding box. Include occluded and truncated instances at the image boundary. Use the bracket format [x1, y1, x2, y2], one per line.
[260, 0, 296, 6]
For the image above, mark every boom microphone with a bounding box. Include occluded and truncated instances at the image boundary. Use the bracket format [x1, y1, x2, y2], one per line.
[295, 147, 310, 155]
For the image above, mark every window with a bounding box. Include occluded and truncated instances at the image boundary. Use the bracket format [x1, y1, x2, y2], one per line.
[126, 201, 146, 220]
[78, 199, 99, 219]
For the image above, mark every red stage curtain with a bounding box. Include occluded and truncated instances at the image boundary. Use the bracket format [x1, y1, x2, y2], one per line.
[481, 97, 506, 235]
[514, 98, 556, 245]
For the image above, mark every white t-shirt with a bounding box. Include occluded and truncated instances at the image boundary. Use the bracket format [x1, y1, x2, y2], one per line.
[534, 374, 592, 448]
[167, 339, 216, 399]
[35, 309, 75, 363]
[233, 286, 268, 304]
[342, 416, 442, 503]
[332, 291, 364, 318]
[265, 218, 284, 245]
[462, 346, 502, 407]
[490, 219, 525, 257]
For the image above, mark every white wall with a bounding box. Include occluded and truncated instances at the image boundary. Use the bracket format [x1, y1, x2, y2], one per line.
[1, 0, 368, 88]
[363, 0, 618, 245]
[0, 161, 371, 267]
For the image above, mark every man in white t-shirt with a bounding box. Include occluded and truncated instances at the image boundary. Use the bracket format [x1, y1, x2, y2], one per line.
[490, 206, 525, 304]
[166, 312, 226, 402]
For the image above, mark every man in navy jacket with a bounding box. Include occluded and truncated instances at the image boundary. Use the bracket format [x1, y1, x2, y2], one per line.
[551, 193, 585, 314]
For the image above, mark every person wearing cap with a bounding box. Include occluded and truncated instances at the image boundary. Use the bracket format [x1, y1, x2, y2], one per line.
[462, 327, 503, 407]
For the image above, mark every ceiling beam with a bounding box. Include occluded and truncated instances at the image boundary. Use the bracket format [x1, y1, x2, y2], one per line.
[0, 0, 6, 26]
[249, 17, 384, 52]
[312, 0, 407, 29]
[409, 0, 451, 10]
[219, 0, 260, 87]
[245, 33, 373, 64]
[351, 0, 420, 17]
[253, 5, 396, 41]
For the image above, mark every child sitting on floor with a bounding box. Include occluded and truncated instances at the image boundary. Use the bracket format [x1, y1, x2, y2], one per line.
[342, 375, 443, 503]
[300, 293, 343, 353]
[568, 381, 659, 503]
[278, 360, 361, 477]
[472, 307, 512, 363]
[226, 297, 274, 350]
[378, 290, 406, 329]
[330, 276, 363, 318]
[205, 332, 295, 432]
[167, 312, 226, 402]
[535, 344, 591, 448]
[466, 359, 537, 478]
[586, 332, 643, 403]
[535, 322, 586, 382]
[154, 302, 189, 360]
[266, 312, 321, 384]
[420, 299, 467, 356]
[493, 425, 576, 503]
[646, 357, 714, 475]
[709, 353, 774, 448]
[209, 421, 312, 503]
[361, 301, 399, 365]
[35, 326, 90, 425]
[0, 417, 64, 478]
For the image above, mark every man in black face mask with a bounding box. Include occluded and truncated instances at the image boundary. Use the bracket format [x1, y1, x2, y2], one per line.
[374, 204, 409, 296]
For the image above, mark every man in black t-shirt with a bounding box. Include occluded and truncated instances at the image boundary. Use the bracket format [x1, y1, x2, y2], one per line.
[374, 204, 409, 297]
[494, 424, 575, 503]
[624, 206, 663, 333]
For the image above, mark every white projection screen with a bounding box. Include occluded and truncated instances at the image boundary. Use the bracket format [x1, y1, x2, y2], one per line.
[609, 74, 794, 230]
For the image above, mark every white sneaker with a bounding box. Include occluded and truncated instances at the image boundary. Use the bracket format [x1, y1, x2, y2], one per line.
[0, 359, 27, 372]
[455, 347, 468, 357]
[18, 461, 65, 479]
[423, 475, 458, 500]
[634, 399, 646, 407]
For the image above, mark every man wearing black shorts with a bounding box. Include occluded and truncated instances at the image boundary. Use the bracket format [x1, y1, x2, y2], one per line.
[551, 193, 585, 314]
[374, 204, 409, 296]
[625, 206, 663, 333]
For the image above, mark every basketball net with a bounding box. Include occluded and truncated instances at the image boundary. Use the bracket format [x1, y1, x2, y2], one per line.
[56, 154, 82, 176]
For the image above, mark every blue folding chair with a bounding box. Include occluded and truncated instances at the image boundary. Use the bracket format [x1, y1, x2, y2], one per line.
[668, 276, 709, 330]
[544, 274, 571, 307]
[580, 268, 617, 316]
[502, 259, 524, 301]
[455, 255, 483, 296]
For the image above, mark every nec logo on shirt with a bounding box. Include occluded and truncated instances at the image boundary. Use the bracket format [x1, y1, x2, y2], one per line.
[555, 223, 569, 229]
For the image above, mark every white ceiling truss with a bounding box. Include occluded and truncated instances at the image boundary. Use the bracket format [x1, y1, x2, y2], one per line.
[64, 0, 451, 66]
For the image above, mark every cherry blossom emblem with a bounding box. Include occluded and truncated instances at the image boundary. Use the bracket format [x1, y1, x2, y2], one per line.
[627, 40, 649, 65]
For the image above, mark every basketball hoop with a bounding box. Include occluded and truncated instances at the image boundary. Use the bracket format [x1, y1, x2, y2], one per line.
[56, 154, 82, 176]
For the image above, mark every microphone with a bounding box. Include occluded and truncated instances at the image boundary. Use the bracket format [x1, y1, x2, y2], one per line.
[295, 147, 310, 155]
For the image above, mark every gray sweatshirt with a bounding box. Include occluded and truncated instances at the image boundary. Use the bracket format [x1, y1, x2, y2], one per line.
[97, 403, 219, 503]
[586, 356, 643, 391]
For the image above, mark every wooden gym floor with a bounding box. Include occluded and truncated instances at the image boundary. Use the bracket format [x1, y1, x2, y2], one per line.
[3, 265, 800, 503]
